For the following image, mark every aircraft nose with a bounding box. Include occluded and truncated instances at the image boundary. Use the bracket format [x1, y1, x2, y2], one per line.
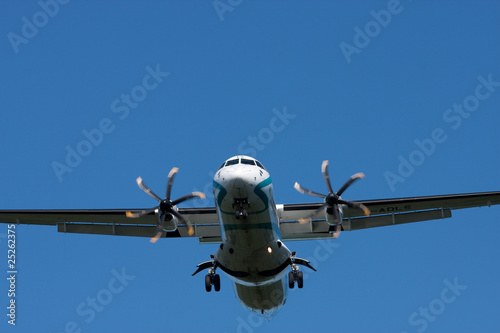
[229, 167, 256, 198]
[231, 174, 249, 199]
[232, 176, 245, 190]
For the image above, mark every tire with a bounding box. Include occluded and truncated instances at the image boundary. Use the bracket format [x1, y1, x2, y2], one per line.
[297, 271, 304, 289]
[205, 274, 212, 292]
[288, 271, 295, 289]
[213, 274, 221, 292]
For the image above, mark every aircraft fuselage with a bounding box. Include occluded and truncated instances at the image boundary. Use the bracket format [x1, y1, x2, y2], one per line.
[212, 156, 291, 318]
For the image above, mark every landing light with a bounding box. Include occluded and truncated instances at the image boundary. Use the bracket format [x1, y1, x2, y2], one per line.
[267, 247, 272, 254]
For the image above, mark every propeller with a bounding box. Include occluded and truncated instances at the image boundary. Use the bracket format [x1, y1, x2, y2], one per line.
[126, 167, 205, 243]
[294, 160, 370, 238]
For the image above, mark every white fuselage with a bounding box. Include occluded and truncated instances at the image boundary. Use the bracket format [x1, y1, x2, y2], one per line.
[212, 156, 291, 318]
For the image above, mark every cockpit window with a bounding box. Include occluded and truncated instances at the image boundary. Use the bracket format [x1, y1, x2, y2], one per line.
[240, 158, 256, 166]
[225, 158, 239, 166]
[219, 157, 266, 170]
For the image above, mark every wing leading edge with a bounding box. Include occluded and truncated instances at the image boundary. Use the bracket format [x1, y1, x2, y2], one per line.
[279, 191, 500, 241]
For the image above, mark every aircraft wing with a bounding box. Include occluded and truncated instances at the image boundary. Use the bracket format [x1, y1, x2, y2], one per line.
[278, 191, 500, 241]
[0, 207, 222, 243]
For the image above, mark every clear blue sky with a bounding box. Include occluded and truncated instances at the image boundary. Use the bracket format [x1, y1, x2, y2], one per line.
[1, 1, 499, 332]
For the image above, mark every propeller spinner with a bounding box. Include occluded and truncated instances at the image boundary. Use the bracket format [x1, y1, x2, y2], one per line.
[126, 167, 205, 243]
[294, 160, 370, 238]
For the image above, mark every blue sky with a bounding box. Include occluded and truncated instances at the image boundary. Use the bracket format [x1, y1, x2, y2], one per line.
[1, 1, 499, 332]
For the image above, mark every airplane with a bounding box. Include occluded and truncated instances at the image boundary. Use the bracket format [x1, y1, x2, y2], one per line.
[1, 155, 500, 319]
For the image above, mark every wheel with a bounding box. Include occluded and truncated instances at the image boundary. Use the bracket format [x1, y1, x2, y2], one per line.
[213, 274, 221, 292]
[205, 274, 212, 292]
[297, 271, 304, 289]
[288, 271, 295, 289]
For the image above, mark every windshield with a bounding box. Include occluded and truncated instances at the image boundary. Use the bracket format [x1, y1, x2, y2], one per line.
[218, 157, 266, 170]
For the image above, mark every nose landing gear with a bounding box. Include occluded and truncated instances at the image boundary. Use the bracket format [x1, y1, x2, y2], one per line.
[233, 198, 249, 219]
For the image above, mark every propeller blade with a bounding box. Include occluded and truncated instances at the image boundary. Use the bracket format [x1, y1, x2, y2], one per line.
[332, 223, 342, 238]
[336, 172, 365, 197]
[171, 209, 195, 236]
[165, 167, 179, 201]
[321, 160, 334, 195]
[150, 231, 162, 243]
[331, 204, 340, 223]
[171, 192, 206, 206]
[358, 203, 370, 216]
[150, 213, 168, 243]
[294, 182, 326, 199]
[298, 202, 328, 224]
[337, 199, 370, 216]
[125, 208, 157, 218]
[136, 177, 163, 202]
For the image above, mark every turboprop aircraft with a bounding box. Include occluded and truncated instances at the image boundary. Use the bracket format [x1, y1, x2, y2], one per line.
[1, 155, 500, 318]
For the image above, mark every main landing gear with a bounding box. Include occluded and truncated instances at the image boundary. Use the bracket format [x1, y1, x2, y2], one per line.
[288, 251, 316, 289]
[205, 268, 220, 292]
[192, 255, 221, 292]
[288, 268, 304, 289]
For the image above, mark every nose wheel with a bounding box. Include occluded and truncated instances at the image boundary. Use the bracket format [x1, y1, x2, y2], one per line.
[233, 198, 249, 219]
[235, 209, 248, 219]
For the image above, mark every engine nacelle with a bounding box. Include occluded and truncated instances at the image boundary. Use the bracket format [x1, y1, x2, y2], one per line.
[325, 205, 343, 226]
[160, 212, 179, 232]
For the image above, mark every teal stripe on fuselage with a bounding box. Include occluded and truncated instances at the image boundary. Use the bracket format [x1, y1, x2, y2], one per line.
[251, 177, 272, 215]
[213, 180, 227, 208]
[223, 220, 281, 235]
[213, 176, 281, 237]
[213, 176, 272, 216]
